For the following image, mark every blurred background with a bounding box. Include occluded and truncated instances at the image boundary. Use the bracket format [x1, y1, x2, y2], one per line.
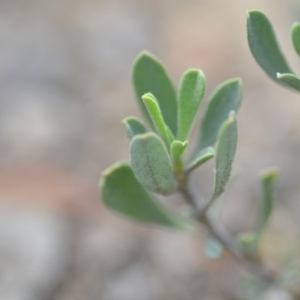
[1, 0, 300, 299]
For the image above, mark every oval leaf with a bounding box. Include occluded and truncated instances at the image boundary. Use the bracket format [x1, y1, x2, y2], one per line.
[291, 22, 300, 57]
[191, 78, 241, 161]
[178, 69, 206, 141]
[130, 133, 175, 194]
[277, 72, 300, 92]
[247, 10, 292, 83]
[132, 51, 177, 135]
[197, 113, 238, 215]
[214, 112, 238, 198]
[101, 163, 184, 228]
[123, 116, 147, 139]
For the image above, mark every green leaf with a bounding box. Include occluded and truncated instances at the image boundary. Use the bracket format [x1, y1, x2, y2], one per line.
[191, 78, 241, 160]
[101, 162, 184, 228]
[214, 112, 238, 198]
[130, 132, 175, 194]
[170, 140, 188, 158]
[238, 232, 257, 258]
[246, 10, 293, 83]
[185, 147, 214, 173]
[122, 116, 147, 139]
[257, 167, 279, 236]
[199, 113, 238, 215]
[277, 72, 300, 92]
[132, 51, 177, 135]
[178, 69, 206, 141]
[204, 236, 224, 260]
[170, 140, 188, 173]
[291, 22, 300, 57]
[142, 93, 174, 146]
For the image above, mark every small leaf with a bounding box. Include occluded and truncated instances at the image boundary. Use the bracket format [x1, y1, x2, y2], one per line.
[185, 147, 214, 173]
[214, 112, 238, 198]
[178, 69, 206, 141]
[204, 236, 224, 260]
[247, 10, 293, 83]
[122, 117, 147, 139]
[142, 93, 174, 146]
[132, 51, 177, 135]
[101, 162, 184, 228]
[191, 78, 241, 160]
[257, 167, 279, 236]
[199, 113, 238, 214]
[277, 72, 300, 92]
[291, 22, 300, 57]
[130, 132, 175, 194]
[171, 140, 188, 158]
[238, 232, 257, 257]
[170, 140, 188, 173]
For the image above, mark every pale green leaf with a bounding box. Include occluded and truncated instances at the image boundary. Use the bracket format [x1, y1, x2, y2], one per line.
[185, 147, 214, 174]
[238, 232, 257, 257]
[191, 78, 241, 160]
[257, 167, 279, 236]
[214, 112, 237, 197]
[277, 72, 300, 92]
[101, 162, 183, 228]
[170, 140, 188, 173]
[130, 132, 175, 194]
[122, 116, 147, 139]
[196, 113, 237, 215]
[178, 69, 206, 141]
[291, 22, 300, 57]
[142, 93, 174, 146]
[247, 10, 292, 83]
[132, 51, 177, 135]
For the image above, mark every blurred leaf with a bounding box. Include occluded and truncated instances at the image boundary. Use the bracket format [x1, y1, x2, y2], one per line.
[170, 140, 188, 173]
[257, 168, 279, 236]
[238, 277, 268, 300]
[191, 78, 241, 160]
[142, 93, 174, 146]
[204, 236, 224, 260]
[130, 132, 175, 194]
[185, 147, 214, 173]
[247, 10, 292, 83]
[132, 51, 177, 135]
[122, 116, 147, 139]
[178, 69, 206, 141]
[214, 112, 238, 199]
[277, 73, 300, 92]
[238, 232, 257, 257]
[291, 23, 300, 57]
[101, 163, 184, 228]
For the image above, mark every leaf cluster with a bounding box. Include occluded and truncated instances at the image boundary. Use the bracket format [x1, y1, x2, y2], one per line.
[99, 9, 292, 270]
[247, 10, 300, 92]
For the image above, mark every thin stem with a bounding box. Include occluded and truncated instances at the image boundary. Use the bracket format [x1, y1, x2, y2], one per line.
[179, 185, 276, 284]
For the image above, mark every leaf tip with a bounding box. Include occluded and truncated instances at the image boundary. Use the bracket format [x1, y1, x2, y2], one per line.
[142, 92, 155, 101]
[133, 50, 158, 68]
[260, 167, 279, 181]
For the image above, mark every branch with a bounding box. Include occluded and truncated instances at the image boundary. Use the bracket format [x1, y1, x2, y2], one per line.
[179, 185, 276, 284]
